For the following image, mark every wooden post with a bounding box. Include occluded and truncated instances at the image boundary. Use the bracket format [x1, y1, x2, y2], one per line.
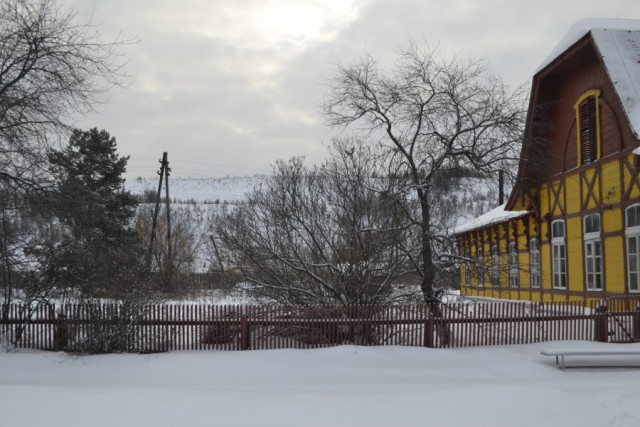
[594, 304, 609, 343]
[241, 313, 250, 350]
[424, 317, 434, 348]
[53, 312, 68, 351]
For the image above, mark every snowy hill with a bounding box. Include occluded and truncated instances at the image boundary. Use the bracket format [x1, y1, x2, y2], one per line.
[124, 176, 265, 204]
[126, 175, 501, 273]
[124, 175, 499, 219]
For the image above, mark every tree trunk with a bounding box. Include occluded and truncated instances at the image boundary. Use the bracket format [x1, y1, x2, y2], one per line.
[418, 188, 451, 346]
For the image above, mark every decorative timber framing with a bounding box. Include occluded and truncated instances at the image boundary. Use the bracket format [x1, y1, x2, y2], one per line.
[454, 20, 640, 304]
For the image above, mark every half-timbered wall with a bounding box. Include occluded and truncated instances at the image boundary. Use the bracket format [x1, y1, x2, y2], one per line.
[457, 32, 640, 304]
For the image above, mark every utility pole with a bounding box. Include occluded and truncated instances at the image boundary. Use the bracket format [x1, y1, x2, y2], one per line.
[149, 152, 171, 260]
[164, 156, 172, 262]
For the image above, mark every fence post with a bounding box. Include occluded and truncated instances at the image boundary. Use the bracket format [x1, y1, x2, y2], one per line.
[594, 303, 608, 343]
[54, 312, 68, 351]
[240, 313, 250, 350]
[424, 316, 434, 348]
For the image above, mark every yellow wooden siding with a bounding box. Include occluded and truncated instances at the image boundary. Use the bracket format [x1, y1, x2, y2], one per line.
[604, 235, 625, 293]
[601, 161, 621, 206]
[458, 152, 636, 300]
[603, 209, 622, 233]
[566, 217, 583, 292]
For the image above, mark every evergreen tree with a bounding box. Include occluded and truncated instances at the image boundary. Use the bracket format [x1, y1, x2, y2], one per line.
[49, 128, 136, 238]
[44, 128, 144, 298]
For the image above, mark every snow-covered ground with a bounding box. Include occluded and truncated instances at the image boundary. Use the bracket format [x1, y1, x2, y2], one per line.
[2, 342, 639, 427]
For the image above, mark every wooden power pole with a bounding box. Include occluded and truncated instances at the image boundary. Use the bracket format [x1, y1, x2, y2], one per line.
[149, 152, 171, 261]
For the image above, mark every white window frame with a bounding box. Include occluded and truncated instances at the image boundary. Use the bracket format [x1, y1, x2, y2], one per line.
[509, 242, 519, 288]
[491, 244, 500, 287]
[476, 248, 484, 288]
[530, 238, 541, 288]
[626, 204, 640, 293]
[464, 248, 471, 287]
[583, 214, 602, 291]
[551, 220, 567, 289]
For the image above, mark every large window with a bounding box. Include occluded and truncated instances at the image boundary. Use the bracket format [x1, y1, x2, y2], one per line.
[509, 242, 519, 288]
[575, 90, 601, 166]
[626, 205, 640, 293]
[530, 238, 541, 288]
[476, 248, 484, 288]
[464, 249, 471, 287]
[583, 214, 602, 291]
[552, 220, 567, 289]
[491, 244, 500, 287]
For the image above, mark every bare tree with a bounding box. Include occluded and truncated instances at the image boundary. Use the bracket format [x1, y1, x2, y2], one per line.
[323, 42, 526, 304]
[134, 204, 204, 294]
[0, 0, 131, 190]
[0, 0, 131, 290]
[213, 141, 421, 305]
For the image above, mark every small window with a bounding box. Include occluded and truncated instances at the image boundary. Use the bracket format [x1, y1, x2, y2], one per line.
[552, 220, 565, 238]
[626, 205, 640, 228]
[530, 238, 541, 288]
[584, 214, 601, 234]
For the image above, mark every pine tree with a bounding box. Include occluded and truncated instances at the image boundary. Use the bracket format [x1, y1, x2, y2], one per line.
[45, 128, 144, 298]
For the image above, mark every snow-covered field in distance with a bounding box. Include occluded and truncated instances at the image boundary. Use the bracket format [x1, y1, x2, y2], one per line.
[124, 175, 497, 225]
[124, 175, 265, 204]
[125, 175, 499, 271]
[2, 341, 639, 427]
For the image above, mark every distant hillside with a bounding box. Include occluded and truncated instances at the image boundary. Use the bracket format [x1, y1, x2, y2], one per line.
[126, 175, 502, 272]
[124, 176, 265, 204]
[125, 175, 499, 216]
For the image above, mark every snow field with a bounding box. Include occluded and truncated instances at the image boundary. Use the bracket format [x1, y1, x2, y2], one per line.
[1, 342, 640, 427]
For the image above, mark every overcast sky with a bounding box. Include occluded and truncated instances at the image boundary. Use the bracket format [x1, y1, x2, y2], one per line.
[64, 0, 639, 179]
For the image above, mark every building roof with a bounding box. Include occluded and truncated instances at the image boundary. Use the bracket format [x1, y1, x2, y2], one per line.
[453, 204, 531, 234]
[538, 18, 640, 138]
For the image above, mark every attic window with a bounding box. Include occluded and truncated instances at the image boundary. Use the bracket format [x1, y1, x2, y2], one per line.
[574, 89, 601, 166]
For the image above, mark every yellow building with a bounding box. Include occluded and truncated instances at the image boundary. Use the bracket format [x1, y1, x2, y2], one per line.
[455, 19, 640, 303]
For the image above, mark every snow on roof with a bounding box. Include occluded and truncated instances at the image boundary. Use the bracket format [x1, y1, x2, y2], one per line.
[592, 28, 640, 138]
[537, 18, 640, 72]
[537, 18, 640, 138]
[453, 204, 531, 234]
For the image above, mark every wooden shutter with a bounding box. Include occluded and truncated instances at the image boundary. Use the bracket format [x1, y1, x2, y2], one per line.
[579, 97, 598, 165]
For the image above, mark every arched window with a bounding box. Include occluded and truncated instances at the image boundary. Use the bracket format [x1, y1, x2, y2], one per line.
[626, 205, 640, 293]
[574, 89, 601, 166]
[583, 214, 602, 291]
[530, 238, 541, 288]
[551, 220, 567, 289]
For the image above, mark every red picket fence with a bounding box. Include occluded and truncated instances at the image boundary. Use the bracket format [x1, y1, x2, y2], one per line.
[1, 298, 639, 352]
